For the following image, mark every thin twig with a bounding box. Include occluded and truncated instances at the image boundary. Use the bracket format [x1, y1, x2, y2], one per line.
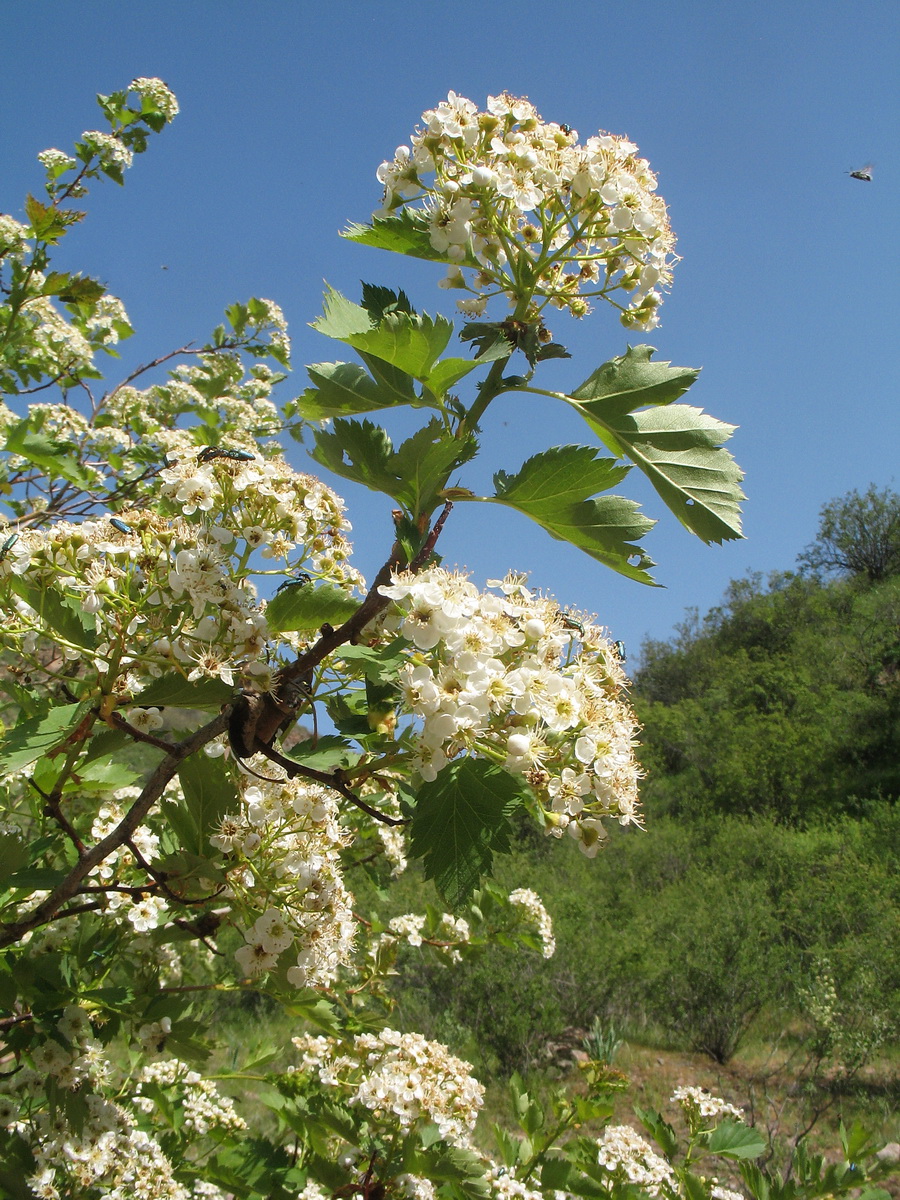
[0, 709, 231, 949]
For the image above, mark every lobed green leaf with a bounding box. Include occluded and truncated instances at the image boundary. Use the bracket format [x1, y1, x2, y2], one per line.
[706, 1121, 767, 1159]
[265, 580, 359, 633]
[343, 208, 479, 269]
[409, 759, 528, 908]
[472, 444, 657, 584]
[4, 420, 97, 491]
[565, 345, 744, 543]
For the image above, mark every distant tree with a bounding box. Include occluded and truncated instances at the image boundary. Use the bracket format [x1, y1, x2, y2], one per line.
[798, 484, 900, 583]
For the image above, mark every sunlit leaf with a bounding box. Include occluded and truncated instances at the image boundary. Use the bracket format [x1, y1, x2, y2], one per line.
[467, 444, 657, 583]
[565, 345, 744, 543]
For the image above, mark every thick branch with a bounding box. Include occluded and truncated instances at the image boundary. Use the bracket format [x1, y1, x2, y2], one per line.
[230, 502, 454, 755]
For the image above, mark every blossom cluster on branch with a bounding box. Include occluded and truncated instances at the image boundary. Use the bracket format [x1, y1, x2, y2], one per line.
[376, 91, 675, 328]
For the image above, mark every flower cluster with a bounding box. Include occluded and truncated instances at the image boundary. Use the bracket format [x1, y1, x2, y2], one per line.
[0, 213, 31, 260]
[211, 773, 356, 989]
[134, 1058, 246, 1136]
[376, 91, 675, 328]
[508, 887, 555, 957]
[0, 1011, 221, 1200]
[129, 76, 180, 122]
[0, 455, 357, 697]
[157, 438, 356, 583]
[672, 1086, 744, 1125]
[596, 1124, 677, 1196]
[378, 567, 642, 855]
[292, 1028, 484, 1145]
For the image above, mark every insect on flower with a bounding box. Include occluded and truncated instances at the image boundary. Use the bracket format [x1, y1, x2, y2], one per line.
[614, 640, 627, 661]
[109, 517, 133, 534]
[196, 446, 256, 464]
[847, 164, 874, 181]
[0, 532, 19, 561]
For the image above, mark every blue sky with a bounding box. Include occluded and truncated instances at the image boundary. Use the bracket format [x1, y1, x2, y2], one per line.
[2, 1, 897, 663]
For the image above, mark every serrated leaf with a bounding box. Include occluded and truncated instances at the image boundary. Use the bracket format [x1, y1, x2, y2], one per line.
[298, 361, 410, 420]
[311, 285, 378, 342]
[635, 1106, 679, 1158]
[312, 417, 472, 512]
[312, 285, 480, 398]
[0, 702, 89, 775]
[470, 445, 657, 583]
[565, 345, 744, 543]
[425, 342, 510, 396]
[171, 753, 238, 856]
[570, 343, 700, 415]
[4, 420, 96, 490]
[133, 673, 235, 710]
[359, 282, 416, 320]
[265, 580, 359, 633]
[8, 576, 97, 650]
[337, 641, 409, 683]
[343, 208, 479, 268]
[284, 735, 358, 772]
[71, 758, 139, 791]
[352, 311, 454, 379]
[409, 759, 528, 908]
[706, 1121, 767, 1159]
[391, 420, 477, 512]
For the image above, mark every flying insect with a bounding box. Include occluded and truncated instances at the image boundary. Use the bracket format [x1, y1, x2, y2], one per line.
[847, 164, 874, 181]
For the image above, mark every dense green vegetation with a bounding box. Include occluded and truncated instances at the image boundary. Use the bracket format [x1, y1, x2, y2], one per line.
[372, 487, 900, 1145]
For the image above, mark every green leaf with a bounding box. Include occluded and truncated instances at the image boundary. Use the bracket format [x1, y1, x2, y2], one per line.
[265, 580, 359, 633]
[337, 640, 409, 683]
[409, 759, 528, 908]
[390, 419, 476, 512]
[312, 417, 471, 512]
[4, 419, 96, 490]
[570, 343, 701, 415]
[565, 345, 744, 543]
[171, 753, 238, 856]
[473, 444, 657, 583]
[24, 193, 70, 242]
[70, 758, 139, 791]
[6, 867, 71, 891]
[682, 1170, 713, 1200]
[311, 285, 479, 398]
[284, 736, 358, 772]
[351, 311, 454, 379]
[635, 1106, 679, 1158]
[8, 576, 97, 650]
[298, 361, 414, 420]
[707, 1121, 767, 1159]
[134, 672, 235, 710]
[0, 833, 30, 885]
[0, 702, 90, 775]
[311, 285, 377, 341]
[840, 1120, 879, 1163]
[343, 208, 479, 268]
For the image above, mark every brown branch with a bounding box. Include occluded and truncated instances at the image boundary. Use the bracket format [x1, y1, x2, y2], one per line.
[0, 1012, 33, 1033]
[104, 343, 197, 398]
[230, 500, 455, 758]
[0, 708, 231, 950]
[252, 741, 407, 827]
[29, 777, 86, 855]
[107, 711, 177, 753]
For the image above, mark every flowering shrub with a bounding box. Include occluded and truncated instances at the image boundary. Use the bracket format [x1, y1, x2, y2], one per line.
[0, 81, 890, 1200]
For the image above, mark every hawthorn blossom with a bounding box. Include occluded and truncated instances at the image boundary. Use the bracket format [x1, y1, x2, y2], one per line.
[375, 92, 676, 329]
